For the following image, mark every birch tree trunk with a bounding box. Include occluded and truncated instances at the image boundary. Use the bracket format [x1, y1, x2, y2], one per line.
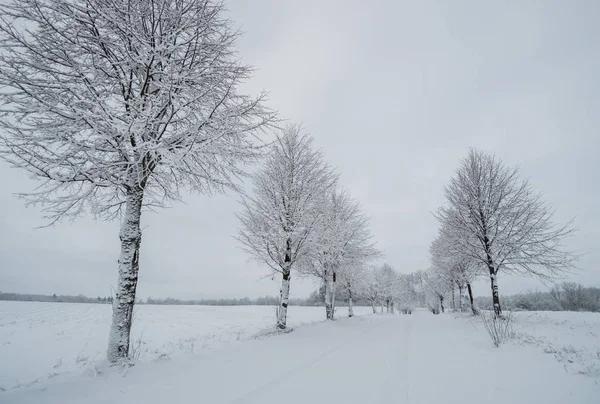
[485, 244, 502, 316]
[490, 272, 502, 316]
[325, 268, 334, 320]
[277, 269, 291, 329]
[458, 284, 464, 312]
[451, 285, 456, 311]
[467, 283, 477, 315]
[371, 299, 376, 314]
[277, 242, 292, 329]
[439, 295, 445, 313]
[331, 270, 337, 320]
[107, 190, 143, 363]
[348, 289, 354, 317]
[390, 301, 395, 314]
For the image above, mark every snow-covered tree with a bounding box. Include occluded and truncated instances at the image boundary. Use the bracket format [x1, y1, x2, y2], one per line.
[237, 125, 337, 329]
[420, 270, 449, 314]
[430, 224, 480, 314]
[299, 188, 380, 320]
[375, 263, 397, 313]
[338, 263, 368, 317]
[436, 149, 577, 316]
[364, 267, 381, 314]
[0, 0, 274, 362]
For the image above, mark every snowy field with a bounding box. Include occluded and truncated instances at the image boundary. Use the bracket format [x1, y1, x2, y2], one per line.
[1, 307, 599, 404]
[0, 301, 372, 391]
[1, 303, 599, 403]
[512, 311, 600, 378]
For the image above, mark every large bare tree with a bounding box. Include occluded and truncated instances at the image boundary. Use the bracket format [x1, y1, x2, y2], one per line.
[436, 149, 577, 316]
[237, 125, 337, 329]
[0, 0, 274, 362]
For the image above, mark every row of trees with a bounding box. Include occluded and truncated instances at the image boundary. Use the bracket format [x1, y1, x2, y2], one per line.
[0, 292, 113, 304]
[237, 125, 381, 328]
[427, 149, 578, 316]
[144, 295, 320, 306]
[0, 0, 389, 362]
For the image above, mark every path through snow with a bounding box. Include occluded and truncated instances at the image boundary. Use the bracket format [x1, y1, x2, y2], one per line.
[2, 309, 597, 403]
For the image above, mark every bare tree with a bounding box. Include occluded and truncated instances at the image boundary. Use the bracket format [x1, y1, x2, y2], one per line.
[237, 125, 337, 329]
[430, 223, 480, 315]
[299, 188, 380, 320]
[338, 263, 368, 318]
[436, 149, 577, 316]
[375, 263, 396, 314]
[0, 0, 274, 362]
[364, 267, 380, 314]
[422, 269, 447, 314]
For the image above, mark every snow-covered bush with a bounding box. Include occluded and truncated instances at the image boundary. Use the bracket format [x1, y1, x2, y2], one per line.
[480, 311, 514, 347]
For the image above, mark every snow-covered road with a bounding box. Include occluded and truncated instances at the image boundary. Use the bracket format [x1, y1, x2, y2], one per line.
[3, 310, 598, 403]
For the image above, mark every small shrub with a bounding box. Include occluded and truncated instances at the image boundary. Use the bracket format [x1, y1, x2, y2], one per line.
[480, 311, 514, 347]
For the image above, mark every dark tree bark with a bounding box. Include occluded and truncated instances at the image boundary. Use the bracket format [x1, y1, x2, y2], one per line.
[467, 283, 477, 315]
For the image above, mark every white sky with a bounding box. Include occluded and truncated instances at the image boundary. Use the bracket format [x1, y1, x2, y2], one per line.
[1, 0, 598, 300]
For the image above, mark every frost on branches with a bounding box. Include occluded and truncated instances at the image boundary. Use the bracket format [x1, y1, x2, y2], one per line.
[338, 264, 368, 318]
[430, 222, 479, 315]
[299, 189, 380, 320]
[435, 149, 577, 316]
[237, 125, 337, 329]
[0, 0, 274, 362]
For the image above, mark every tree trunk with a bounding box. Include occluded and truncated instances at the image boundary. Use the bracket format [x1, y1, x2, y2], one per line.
[348, 289, 354, 318]
[440, 295, 444, 313]
[451, 285, 456, 311]
[484, 243, 502, 316]
[467, 282, 477, 315]
[107, 190, 143, 363]
[325, 268, 334, 320]
[490, 272, 502, 316]
[458, 284, 464, 312]
[277, 269, 291, 329]
[371, 299, 376, 314]
[276, 239, 293, 329]
[386, 299, 390, 313]
[331, 270, 337, 320]
[390, 301, 395, 314]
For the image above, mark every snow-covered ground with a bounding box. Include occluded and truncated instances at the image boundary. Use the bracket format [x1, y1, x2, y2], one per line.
[512, 311, 600, 378]
[1, 307, 598, 404]
[0, 301, 371, 391]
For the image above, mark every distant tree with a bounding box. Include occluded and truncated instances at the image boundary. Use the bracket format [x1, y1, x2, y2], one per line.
[0, 0, 274, 362]
[436, 149, 577, 316]
[237, 125, 337, 329]
[429, 223, 480, 315]
[299, 188, 380, 320]
[375, 264, 397, 313]
[338, 264, 368, 317]
[364, 267, 380, 314]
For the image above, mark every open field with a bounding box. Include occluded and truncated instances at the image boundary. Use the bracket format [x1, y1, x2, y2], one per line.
[0, 301, 372, 391]
[1, 306, 598, 403]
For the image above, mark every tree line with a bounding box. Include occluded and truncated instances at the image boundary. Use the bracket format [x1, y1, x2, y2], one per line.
[0, 292, 113, 304]
[425, 149, 579, 317]
[0, 0, 584, 366]
[474, 282, 600, 312]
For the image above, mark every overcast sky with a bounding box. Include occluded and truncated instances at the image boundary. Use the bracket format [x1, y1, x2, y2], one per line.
[1, 0, 598, 300]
